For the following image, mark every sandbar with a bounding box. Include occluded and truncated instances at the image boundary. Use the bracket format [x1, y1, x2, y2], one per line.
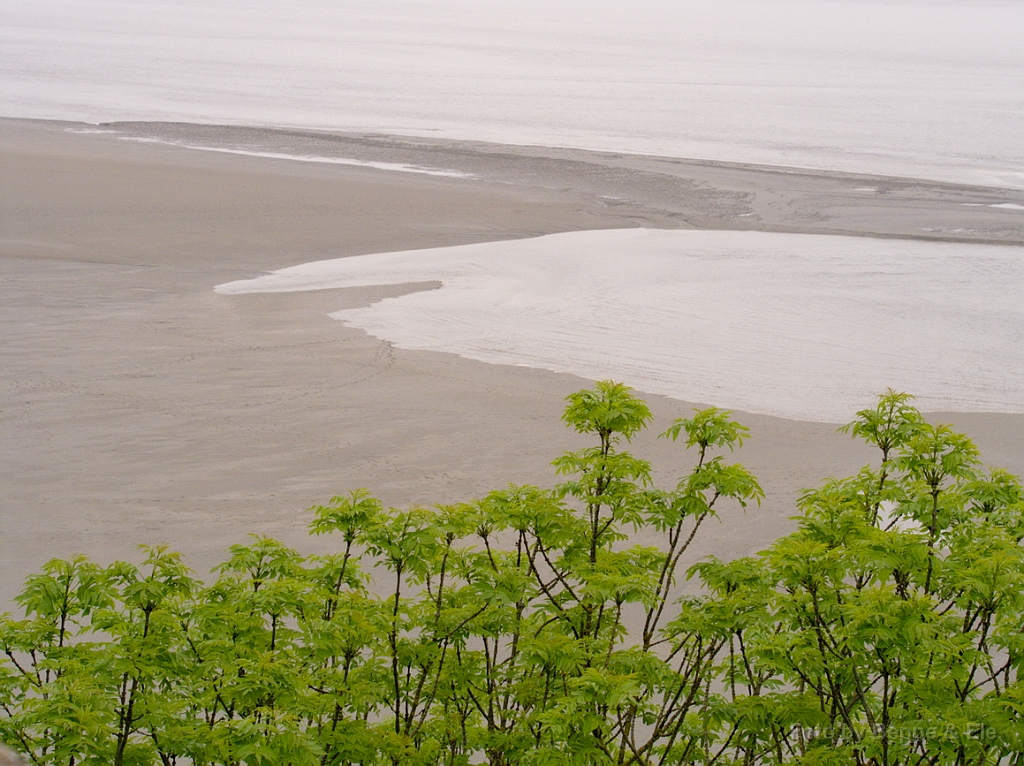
[2, 118, 1021, 605]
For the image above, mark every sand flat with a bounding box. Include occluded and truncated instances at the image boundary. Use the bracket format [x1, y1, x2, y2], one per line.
[2, 118, 1021, 605]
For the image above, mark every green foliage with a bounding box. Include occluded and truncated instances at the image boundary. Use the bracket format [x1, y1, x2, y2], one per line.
[1, 384, 1020, 765]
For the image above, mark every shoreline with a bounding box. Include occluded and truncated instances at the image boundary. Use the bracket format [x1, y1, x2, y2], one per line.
[2, 117, 1021, 606]
[17, 117, 1024, 246]
[78, 118, 1024, 194]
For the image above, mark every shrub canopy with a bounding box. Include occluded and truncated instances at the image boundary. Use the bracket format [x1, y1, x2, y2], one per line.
[2, 384, 1021, 765]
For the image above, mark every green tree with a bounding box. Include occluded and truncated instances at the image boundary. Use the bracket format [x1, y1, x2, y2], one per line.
[1, 385, 1020, 765]
[697, 391, 1023, 764]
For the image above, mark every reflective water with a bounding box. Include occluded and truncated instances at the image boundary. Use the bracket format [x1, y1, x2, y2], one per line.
[4, 0, 1023, 186]
[217, 230, 1024, 422]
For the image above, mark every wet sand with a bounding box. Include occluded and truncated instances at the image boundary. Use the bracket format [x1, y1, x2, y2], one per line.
[2, 118, 1021, 605]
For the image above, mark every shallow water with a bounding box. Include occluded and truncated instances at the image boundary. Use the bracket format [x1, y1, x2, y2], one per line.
[216, 230, 1024, 422]
[3, 0, 1023, 187]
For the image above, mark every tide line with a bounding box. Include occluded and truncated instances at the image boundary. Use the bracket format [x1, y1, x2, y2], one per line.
[66, 128, 475, 179]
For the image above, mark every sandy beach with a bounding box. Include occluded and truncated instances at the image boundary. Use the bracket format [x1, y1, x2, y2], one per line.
[2, 118, 1022, 606]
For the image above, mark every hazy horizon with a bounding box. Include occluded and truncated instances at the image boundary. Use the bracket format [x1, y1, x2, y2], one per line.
[3, 0, 1023, 187]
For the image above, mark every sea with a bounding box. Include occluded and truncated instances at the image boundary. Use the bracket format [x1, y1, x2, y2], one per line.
[4, 0, 1023, 187]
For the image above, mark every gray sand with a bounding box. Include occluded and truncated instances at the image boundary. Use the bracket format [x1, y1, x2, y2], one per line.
[2, 118, 1021, 605]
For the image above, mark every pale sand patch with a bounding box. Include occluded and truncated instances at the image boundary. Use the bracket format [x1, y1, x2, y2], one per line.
[2, 119, 1021, 607]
